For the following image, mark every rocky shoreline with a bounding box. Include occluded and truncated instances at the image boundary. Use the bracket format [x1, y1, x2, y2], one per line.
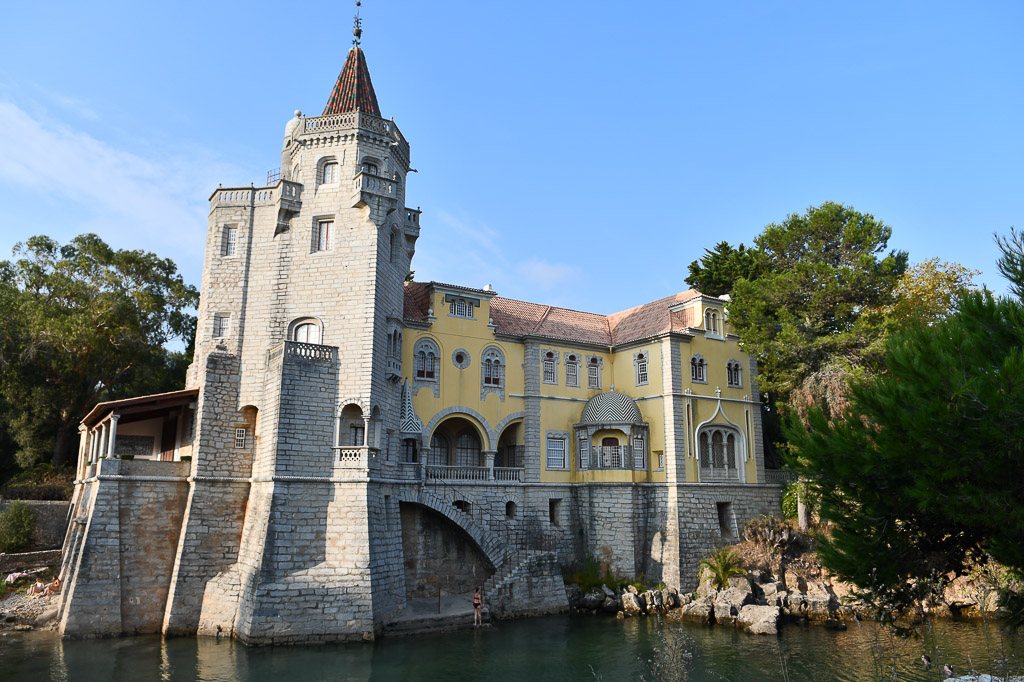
[566, 564, 1013, 637]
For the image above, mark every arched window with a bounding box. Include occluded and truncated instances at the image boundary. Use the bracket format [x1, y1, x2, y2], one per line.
[587, 356, 602, 389]
[482, 346, 505, 389]
[361, 160, 379, 175]
[505, 501, 517, 519]
[322, 161, 338, 184]
[455, 431, 481, 467]
[414, 339, 439, 380]
[698, 426, 741, 481]
[726, 359, 742, 387]
[705, 309, 720, 335]
[429, 433, 450, 466]
[291, 319, 321, 344]
[691, 354, 706, 383]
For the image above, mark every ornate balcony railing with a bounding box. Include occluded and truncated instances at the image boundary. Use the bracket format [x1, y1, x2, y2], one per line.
[303, 110, 397, 136]
[699, 465, 740, 482]
[763, 469, 796, 484]
[425, 465, 491, 482]
[493, 467, 523, 482]
[354, 172, 396, 197]
[285, 341, 336, 362]
[333, 446, 379, 468]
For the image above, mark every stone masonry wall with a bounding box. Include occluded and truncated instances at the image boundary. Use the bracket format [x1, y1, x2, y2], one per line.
[0, 500, 70, 550]
[399, 503, 491, 598]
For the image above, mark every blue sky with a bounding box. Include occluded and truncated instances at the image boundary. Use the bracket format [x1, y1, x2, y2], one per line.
[1, 1, 1021, 317]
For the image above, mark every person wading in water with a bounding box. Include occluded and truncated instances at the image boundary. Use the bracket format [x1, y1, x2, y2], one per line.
[473, 587, 483, 627]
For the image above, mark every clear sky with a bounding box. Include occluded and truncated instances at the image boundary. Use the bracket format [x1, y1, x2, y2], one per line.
[1, 1, 1021, 315]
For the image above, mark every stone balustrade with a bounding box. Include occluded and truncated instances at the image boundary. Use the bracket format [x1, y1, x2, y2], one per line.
[284, 341, 337, 362]
[425, 465, 491, 482]
[493, 467, 523, 483]
[354, 172, 396, 197]
[333, 446, 379, 468]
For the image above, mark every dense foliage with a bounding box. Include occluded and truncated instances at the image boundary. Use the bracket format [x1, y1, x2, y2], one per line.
[0, 501, 37, 553]
[785, 234, 1024, 605]
[0, 234, 197, 471]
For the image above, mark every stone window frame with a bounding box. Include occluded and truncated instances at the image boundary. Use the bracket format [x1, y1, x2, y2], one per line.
[726, 358, 743, 388]
[698, 425, 740, 471]
[577, 434, 589, 470]
[221, 225, 237, 257]
[705, 307, 724, 339]
[691, 353, 707, 384]
[412, 337, 441, 398]
[545, 430, 569, 470]
[312, 215, 335, 253]
[564, 352, 582, 387]
[633, 350, 649, 386]
[212, 313, 230, 339]
[289, 317, 323, 345]
[452, 348, 471, 370]
[586, 355, 603, 389]
[541, 349, 560, 385]
[317, 156, 339, 186]
[480, 345, 506, 402]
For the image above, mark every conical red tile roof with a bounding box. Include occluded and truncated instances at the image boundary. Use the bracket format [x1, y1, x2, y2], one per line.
[323, 46, 381, 117]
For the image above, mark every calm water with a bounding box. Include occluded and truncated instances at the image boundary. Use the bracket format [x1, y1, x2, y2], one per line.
[1, 616, 1022, 681]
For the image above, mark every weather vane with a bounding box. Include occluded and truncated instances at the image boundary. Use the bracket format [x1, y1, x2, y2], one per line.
[352, 1, 363, 46]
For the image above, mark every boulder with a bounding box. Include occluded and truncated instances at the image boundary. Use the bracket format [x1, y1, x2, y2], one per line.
[34, 607, 59, 626]
[677, 592, 694, 608]
[680, 596, 715, 624]
[785, 593, 836, 621]
[661, 587, 679, 610]
[621, 592, 643, 617]
[600, 596, 621, 614]
[695, 568, 718, 599]
[581, 589, 605, 611]
[626, 584, 639, 595]
[645, 589, 665, 614]
[738, 604, 780, 635]
[565, 584, 584, 608]
[601, 584, 616, 598]
[714, 587, 754, 626]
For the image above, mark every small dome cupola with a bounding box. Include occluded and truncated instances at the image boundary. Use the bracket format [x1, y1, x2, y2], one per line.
[580, 390, 643, 425]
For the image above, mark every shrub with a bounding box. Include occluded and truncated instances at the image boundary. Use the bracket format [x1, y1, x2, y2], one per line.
[781, 480, 799, 519]
[0, 501, 37, 552]
[699, 546, 747, 589]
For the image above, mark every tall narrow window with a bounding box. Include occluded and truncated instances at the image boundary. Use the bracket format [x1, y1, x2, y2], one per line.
[727, 359, 742, 388]
[212, 314, 229, 338]
[691, 354, 706, 383]
[482, 347, 505, 389]
[401, 438, 417, 463]
[578, 437, 588, 470]
[316, 220, 333, 251]
[587, 357, 601, 389]
[234, 428, 247, 449]
[322, 161, 338, 183]
[542, 351, 557, 384]
[222, 226, 237, 256]
[389, 232, 396, 263]
[635, 352, 648, 386]
[565, 354, 580, 387]
[633, 434, 646, 470]
[349, 425, 365, 446]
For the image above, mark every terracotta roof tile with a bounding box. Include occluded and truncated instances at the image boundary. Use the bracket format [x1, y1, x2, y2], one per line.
[403, 281, 430, 321]
[323, 47, 381, 117]
[608, 290, 700, 344]
[407, 282, 708, 347]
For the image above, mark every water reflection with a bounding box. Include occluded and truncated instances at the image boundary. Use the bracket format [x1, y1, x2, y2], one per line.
[1, 615, 1020, 681]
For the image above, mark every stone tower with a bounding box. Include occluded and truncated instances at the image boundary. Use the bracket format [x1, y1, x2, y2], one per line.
[162, 36, 420, 643]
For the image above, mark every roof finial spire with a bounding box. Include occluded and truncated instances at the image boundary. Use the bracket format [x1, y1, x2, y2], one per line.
[352, 1, 363, 46]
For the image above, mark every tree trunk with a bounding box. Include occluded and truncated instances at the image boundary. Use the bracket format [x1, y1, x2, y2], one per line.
[52, 422, 78, 468]
[796, 480, 809, 531]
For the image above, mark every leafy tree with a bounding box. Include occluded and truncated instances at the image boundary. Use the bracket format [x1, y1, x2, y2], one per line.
[728, 202, 908, 420]
[0, 235, 198, 469]
[871, 258, 980, 329]
[784, 233, 1024, 605]
[684, 241, 760, 297]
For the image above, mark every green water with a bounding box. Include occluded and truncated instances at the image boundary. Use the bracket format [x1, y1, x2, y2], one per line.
[1, 616, 1021, 681]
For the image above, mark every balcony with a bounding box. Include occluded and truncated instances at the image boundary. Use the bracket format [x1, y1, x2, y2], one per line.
[385, 356, 402, 382]
[425, 465, 491, 482]
[333, 446, 380, 469]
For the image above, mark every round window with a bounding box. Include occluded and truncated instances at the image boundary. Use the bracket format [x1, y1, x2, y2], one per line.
[452, 349, 471, 369]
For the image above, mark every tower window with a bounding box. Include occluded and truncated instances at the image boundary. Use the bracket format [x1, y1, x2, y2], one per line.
[222, 226, 237, 256]
[292, 321, 321, 344]
[315, 220, 333, 252]
[361, 161, 378, 175]
[482, 347, 505, 387]
[449, 298, 471, 317]
[234, 428, 247, 449]
[322, 161, 338, 184]
[705, 309, 721, 336]
[212, 314, 229, 338]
